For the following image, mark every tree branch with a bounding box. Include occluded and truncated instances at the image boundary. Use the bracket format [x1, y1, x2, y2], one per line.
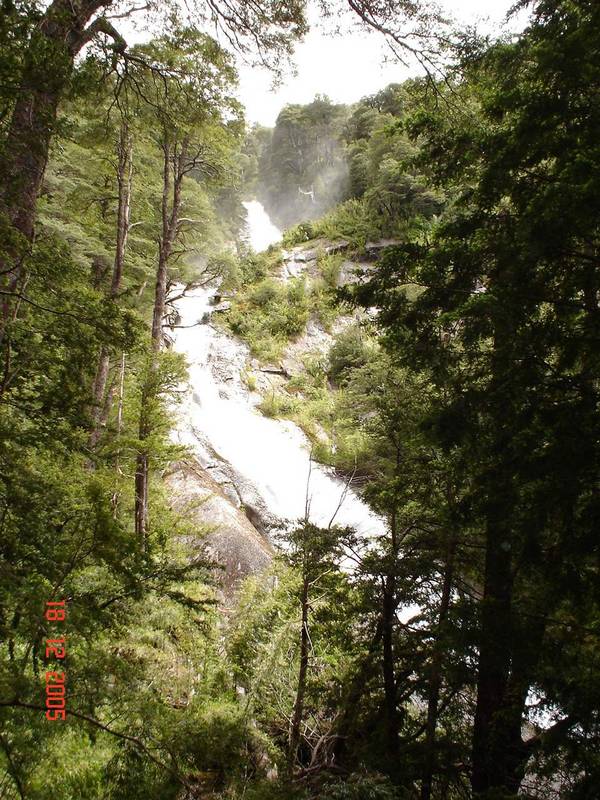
[0, 699, 192, 788]
[77, 17, 128, 55]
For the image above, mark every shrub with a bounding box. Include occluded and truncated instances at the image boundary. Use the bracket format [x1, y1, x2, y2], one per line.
[328, 325, 376, 385]
[281, 221, 316, 247]
[313, 198, 380, 247]
[239, 251, 281, 284]
[242, 370, 257, 391]
[251, 278, 280, 308]
[257, 391, 299, 418]
[320, 774, 409, 800]
[319, 253, 343, 289]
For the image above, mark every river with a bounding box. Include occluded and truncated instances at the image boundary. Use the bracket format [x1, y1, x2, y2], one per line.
[171, 201, 385, 540]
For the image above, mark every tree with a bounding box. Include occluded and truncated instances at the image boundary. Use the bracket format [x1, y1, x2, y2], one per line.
[330, 354, 471, 792]
[129, 30, 243, 544]
[0, 0, 308, 343]
[89, 118, 133, 447]
[281, 516, 350, 769]
[357, 0, 600, 793]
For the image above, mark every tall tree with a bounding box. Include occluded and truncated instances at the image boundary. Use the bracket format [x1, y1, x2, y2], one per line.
[283, 518, 349, 769]
[357, 0, 600, 793]
[131, 31, 242, 544]
[89, 119, 133, 446]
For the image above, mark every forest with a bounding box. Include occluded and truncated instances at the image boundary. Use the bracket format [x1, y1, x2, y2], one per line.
[0, 1, 599, 799]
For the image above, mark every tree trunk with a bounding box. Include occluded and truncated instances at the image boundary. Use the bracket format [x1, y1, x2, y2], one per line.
[110, 123, 133, 297]
[289, 575, 310, 767]
[471, 469, 519, 794]
[0, 0, 111, 335]
[421, 537, 456, 800]
[89, 351, 111, 446]
[89, 122, 133, 447]
[111, 353, 126, 514]
[151, 245, 169, 355]
[150, 139, 185, 353]
[134, 138, 187, 546]
[134, 451, 149, 547]
[382, 574, 399, 758]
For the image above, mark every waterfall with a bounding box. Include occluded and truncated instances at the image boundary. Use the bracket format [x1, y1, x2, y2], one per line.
[242, 200, 282, 252]
[171, 202, 385, 540]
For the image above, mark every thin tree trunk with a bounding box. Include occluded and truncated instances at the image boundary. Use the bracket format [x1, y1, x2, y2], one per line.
[134, 451, 149, 546]
[289, 575, 310, 767]
[382, 574, 399, 757]
[89, 123, 133, 447]
[89, 351, 111, 446]
[421, 536, 456, 800]
[116, 352, 126, 439]
[381, 505, 400, 758]
[134, 137, 187, 546]
[111, 352, 126, 514]
[110, 123, 133, 297]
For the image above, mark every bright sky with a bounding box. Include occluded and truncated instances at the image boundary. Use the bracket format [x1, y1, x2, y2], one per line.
[238, 0, 530, 126]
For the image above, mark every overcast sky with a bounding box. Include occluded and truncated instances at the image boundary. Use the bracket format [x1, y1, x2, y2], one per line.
[238, 0, 529, 126]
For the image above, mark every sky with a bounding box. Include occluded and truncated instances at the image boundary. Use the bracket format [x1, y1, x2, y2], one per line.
[237, 0, 529, 126]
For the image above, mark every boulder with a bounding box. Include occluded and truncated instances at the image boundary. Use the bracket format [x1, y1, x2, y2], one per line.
[166, 460, 273, 597]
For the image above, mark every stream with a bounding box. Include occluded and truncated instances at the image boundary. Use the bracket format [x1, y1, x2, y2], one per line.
[170, 201, 385, 540]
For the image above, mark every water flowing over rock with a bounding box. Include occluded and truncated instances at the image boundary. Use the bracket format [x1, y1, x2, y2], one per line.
[168, 202, 385, 589]
[242, 199, 281, 251]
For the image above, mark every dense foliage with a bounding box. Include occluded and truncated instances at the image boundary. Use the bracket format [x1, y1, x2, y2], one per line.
[248, 83, 442, 237]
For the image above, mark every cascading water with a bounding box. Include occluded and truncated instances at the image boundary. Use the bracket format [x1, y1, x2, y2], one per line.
[171, 201, 385, 540]
[242, 200, 282, 252]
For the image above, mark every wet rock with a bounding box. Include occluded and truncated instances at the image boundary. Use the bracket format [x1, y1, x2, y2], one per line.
[338, 260, 374, 286]
[361, 239, 400, 260]
[209, 292, 233, 305]
[166, 460, 273, 596]
[324, 240, 350, 255]
[282, 318, 333, 376]
[281, 239, 350, 281]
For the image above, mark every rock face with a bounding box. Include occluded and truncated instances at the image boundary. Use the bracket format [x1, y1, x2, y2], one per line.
[361, 239, 400, 260]
[282, 238, 349, 265]
[167, 460, 273, 596]
[281, 313, 357, 377]
[280, 237, 396, 284]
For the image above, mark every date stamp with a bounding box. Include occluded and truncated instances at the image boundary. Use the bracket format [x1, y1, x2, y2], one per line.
[44, 600, 66, 721]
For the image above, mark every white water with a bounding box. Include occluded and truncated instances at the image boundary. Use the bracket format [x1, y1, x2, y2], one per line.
[242, 200, 281, 251]
[171, 202, 385, 540]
